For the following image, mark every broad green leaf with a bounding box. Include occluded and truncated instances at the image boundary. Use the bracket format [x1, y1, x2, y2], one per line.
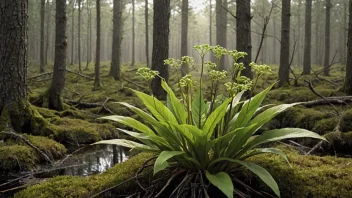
[132, 89, 178, 124]
[154, 151, 184, 175]
[93, 139, 158, 152]
[209, 158, 280, 198]
[203, 97, 232, 139]
[232, 83, 275, 129]
[241, 148, 291, 166]
[192, 89, 208, 128]
[239, 128, 327, 157]
[100, 115, 155, 136]
[248, 103, 300, 134]
[205, 171, 234, 198]
[223, 124, 256, 157]
[161, 79, 188, 124]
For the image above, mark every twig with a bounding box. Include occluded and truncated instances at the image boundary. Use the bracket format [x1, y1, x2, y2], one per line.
[66, 69, 94, 80]
[155, 169, 186, 197]
[96, 97, 109, 114]
[27, 72, 53, 80]
[135, 156, 157, 192]
[305, 140, 323, 155]
[121, 76, 147, 89]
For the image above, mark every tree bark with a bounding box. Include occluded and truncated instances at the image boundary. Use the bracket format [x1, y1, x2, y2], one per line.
[151, 0, 171, 100]
[145, 0, 149, 67]
[181, 0, 189, 76]
[323, 0, 331, 76]
[78, 0, 82, 73]
[302, 0, 312, 75]
[346, 0, 352, 95]
[40, 0, 46, 73]
[278, 0, 291, 87]
[48, 0, 67, 111]
[94, 0, 101, 90]
[216, 0, 227, 70]
[0, 0, 49, 134]
[70, 0, 75, 65]
[110, 0, 123, 80]
[85, 0, 91, 70]
[45, 0, 52, 66]
[131, 0, 135, 66]
[236, 0, 252, 78]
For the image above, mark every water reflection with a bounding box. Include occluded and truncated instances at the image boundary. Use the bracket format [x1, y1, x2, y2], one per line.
[40, 144, 129, 177]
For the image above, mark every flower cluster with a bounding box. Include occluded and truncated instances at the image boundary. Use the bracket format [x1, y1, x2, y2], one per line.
[212, 45, 228, 60]
[164, 58, 182, 69]
[205, 61, 217, 70]
[181, 56, 194, 65]
[250, 62, 272, 76]
[234, 63, 246, 71]
[228, 50, 247, 62]
[209, 70, 227, 81]
[225, 81, 252, 96]
[193, 44, 212, 57]
[136, 67, 159, 81]
[179, 75, 195, 87]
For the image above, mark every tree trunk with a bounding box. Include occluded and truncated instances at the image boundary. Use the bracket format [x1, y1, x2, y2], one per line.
[151, 0, 171, 100]
[45, 0, 52, 66]
[94, 0, 101, 90]
[131, 0, 135, 66]
[278, 0, 291, 87]
[85, 0, 91, 70]
[209, 0, 213, 47]
[342, 1, 347, 65]
[48, 0, 67, 111]
[302, 0, 312, 75]
[78, 0, 82, 73]
[236, 0, 252, 78]
[0, 0, 49, 134]
[273, 16, 277, 64]
[181, 0, 189, 76]
[70, 0, 75, 65]
[216, 0, 227, 70]
[323, 0, 331, 76]
[40, 0, 46, 73]
[346, 0, 352, 95]
[145, 0, 149, 67]
[314, 0, 322, 65]
[296, 0, 302, 67]
[110, 0, 123, 80]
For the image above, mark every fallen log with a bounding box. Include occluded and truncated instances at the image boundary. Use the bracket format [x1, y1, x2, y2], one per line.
[302, 96, 352, 107]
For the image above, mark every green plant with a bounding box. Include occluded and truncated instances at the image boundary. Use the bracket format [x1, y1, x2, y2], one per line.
[94, 45, 326, 198]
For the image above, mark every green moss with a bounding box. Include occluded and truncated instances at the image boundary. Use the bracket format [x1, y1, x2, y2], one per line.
[33, 106, 59, 119]
[277, 107, 332, 132]
[24, 135, 67, 159]
[323, 132, 352, 154]
[312, 117, 339, 134]
[0, 145, 38, 171]
[340, 109, 352, 132]
[49, 117, 118, 144]
[249, 146, 352, 198]
[15, 153, 154, 198]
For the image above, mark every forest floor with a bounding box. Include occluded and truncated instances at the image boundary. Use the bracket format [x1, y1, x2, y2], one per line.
[1, 61, 352, 197]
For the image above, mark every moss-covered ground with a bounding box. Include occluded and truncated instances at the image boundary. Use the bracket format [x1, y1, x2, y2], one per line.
[15, 147, 352, 198]
[4, 61, 352, 196]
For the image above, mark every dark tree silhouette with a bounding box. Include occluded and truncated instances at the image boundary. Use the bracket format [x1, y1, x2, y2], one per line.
[94, 0, 101, 90]
[181, 0, 189, 76]
[303, 0, 312, 75]
[346, 0, 352, 95]
[278, 0, 291, 87]
[40, 0, 46, 73]
[323, 0, 332, 76]
[151, 0, 171, 99]
[47, 0, 68, 110]
[236, 0, 252, 78]
[110, 0, 123, 80]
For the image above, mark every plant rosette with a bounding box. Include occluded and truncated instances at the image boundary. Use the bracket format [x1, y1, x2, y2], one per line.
[94, 45, 326, 198]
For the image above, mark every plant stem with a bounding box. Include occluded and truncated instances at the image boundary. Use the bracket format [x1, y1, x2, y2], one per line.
[198, 56, 205, 128]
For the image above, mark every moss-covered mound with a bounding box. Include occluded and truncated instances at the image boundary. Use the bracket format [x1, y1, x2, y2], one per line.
[0, 135, 66, 172]
[49, 117, 118, 144]
[250, 147, 352, 198]
[15, 152, 153, 198]
[340, 109, 352, 132]
[16, 148, 352, 198]
[323, 132, 352, 154]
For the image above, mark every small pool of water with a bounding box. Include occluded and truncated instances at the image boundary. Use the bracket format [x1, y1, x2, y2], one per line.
[0, 144, 129, 197]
